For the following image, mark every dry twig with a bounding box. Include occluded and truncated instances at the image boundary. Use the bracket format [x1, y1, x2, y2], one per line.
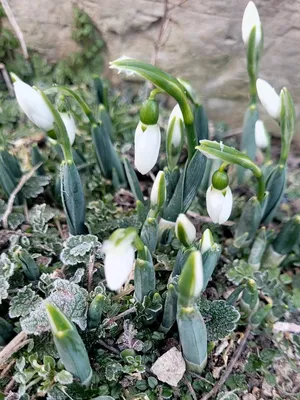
[200, 325, 252, 400]
[2, 163, 42, 229]
[0, 331, 29, 366]
[0, 0, 28, 59]
[184, 376, 197, 400]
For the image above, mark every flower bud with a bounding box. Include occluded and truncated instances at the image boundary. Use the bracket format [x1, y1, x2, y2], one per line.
[102, 228, 137, 291]
[166, 104, 184, 169]
[175, 214, 196, 247]
[242, 1, 262, 47]
[255, 120, 269, 149]
[199, 229, 214, 254]
[256, 78, 281, 120]
[178, 250, 203, 306]
[150, 171, 166, 210]
[140, 99, 159, 125]
[12, 75, 54, 132]
[59, 112, 77, 146]
[134, 121, 161, 175]
[206, 184, 232, 225]
[211, 170, 229, 190]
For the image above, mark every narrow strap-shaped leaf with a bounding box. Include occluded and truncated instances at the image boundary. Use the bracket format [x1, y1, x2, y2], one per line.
[124, 158, 145, 204]
[194, 104, 209, 143]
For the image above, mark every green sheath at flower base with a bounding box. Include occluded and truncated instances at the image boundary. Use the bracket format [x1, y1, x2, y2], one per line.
[134, 246, 156, 303]
[240, 279, 259, 317]
[234, 196, 262, 249]
[178, 250, 203, 307]
[61, 160, 87, 236]
[15, 248, 40, 281]
[45, 303, 92, 385]
[177, 305, 207, 374]
[248, 227, 267, 270]
[88, 294, 105, 329]
[150, 171, 166, 212]
[280, 87, 296, 165]
[250, 303, 272, 328]
[160, 283, 178, 333]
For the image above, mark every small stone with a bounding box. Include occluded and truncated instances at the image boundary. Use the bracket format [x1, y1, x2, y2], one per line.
[150, 347, 186, 387]
[242, 394, 256, 400]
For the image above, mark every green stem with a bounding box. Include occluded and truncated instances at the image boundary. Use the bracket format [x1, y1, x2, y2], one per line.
[219, 162, 229, 172]
[149, 88, 164, 100]
[257, 175, 265, 202]
[185, 122, 197, 161]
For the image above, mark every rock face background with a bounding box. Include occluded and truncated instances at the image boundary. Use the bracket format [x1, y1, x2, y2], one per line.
[6, 0, 300, 135]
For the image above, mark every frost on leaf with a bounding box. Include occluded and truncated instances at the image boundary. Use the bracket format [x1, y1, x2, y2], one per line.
[0, 253, 15, 279]
[60, 234, 100, 265]
[117, 320, 144, 351]
[21, 279, 88, 334]
[216, 392, 239, 400]
[29, 204, 56, 234]
[70, 268, 85, 284]
[9, 286, 42, 318]
[23, 175, 51, 199]
[0, 276, 9, 303]
[199, 299, 240, 341]
[226, 259, 254, 285]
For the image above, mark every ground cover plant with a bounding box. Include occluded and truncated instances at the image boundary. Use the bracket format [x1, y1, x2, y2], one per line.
[0, 2, 300, 399]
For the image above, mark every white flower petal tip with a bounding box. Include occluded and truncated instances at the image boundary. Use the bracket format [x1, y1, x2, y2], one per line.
[242, 1, 262, 46]
[134, 122, 161, 175]
[13, 80, 54, 131]
[59, 112, 77, 146]
[200, 229, 214, 254]
[175, 213, 196, 247]
[256, 79, 281, 120]
[102, 229, 137, 291]
[206, 185, 233, 225]
[255, 120, 269, 149]
[150, 171, 166, 208]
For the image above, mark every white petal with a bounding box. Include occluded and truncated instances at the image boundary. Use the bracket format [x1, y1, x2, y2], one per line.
[193, 251, 204, 296]
[135, 122, 161, 175]
[255, 120, 268, 149]
[256, 79, 281, 120]
[200, 229, 214, 254]
[218, 187, 233, 224]
[60, 112, 76, 145]
[206, 185, 225, 223]
[150, 171, 164, 206]
[104, 246, 135, 291]
[14, 81, 54, 131]
[176, 214, 196, 244]
[242, 1, 262, 46]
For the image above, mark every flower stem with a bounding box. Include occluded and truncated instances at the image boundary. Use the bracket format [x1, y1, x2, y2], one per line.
[185, 121, 197, 161]
[257, 175, 265, 202]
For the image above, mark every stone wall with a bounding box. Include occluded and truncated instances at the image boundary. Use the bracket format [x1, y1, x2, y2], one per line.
[6, 0, 300, 135]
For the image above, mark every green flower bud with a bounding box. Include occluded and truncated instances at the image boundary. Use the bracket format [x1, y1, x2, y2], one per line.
[150, 171, 166, 210]
[140, 99, 159, 125]
[199, 229, 214, 254]
[212, 170, 229, 190]
[175, 214, 196, 247]
[88, 294, 105, 329]
[178, 251, 203, 306]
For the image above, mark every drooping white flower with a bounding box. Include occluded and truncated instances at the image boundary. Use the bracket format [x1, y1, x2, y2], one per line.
[13, 79, 54, 131]
[256, 78, 281, 120]
[255, 119, 269, 149]
[135, 121, 161, 175]
[206, 185, 233, 224]
[242, 1, 262, 47]
[150, 171, 166, 208]
[59, 112, 77, 146]
[102, 229, 136, 291]
[175, 213, 196, 247]
[200, 229, 214, 254]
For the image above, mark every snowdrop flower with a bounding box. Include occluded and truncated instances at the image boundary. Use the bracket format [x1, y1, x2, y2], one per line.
[206, 185, 233, 224]
[13, 77, 54, 131]
[242, 1, 262, 47]
[175, 213, 196, 247]
[256, 78, 281, 120]
[150, 171, 166, 209]
[135, 121, 161, 175]
[178, 250, 203, 302]
[199, 229, 214, 254]
[59, 112, 77, 146]
[255, 120, 269, 149]
[102, 228, 136, 291]
[166, 104, 184, 169]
